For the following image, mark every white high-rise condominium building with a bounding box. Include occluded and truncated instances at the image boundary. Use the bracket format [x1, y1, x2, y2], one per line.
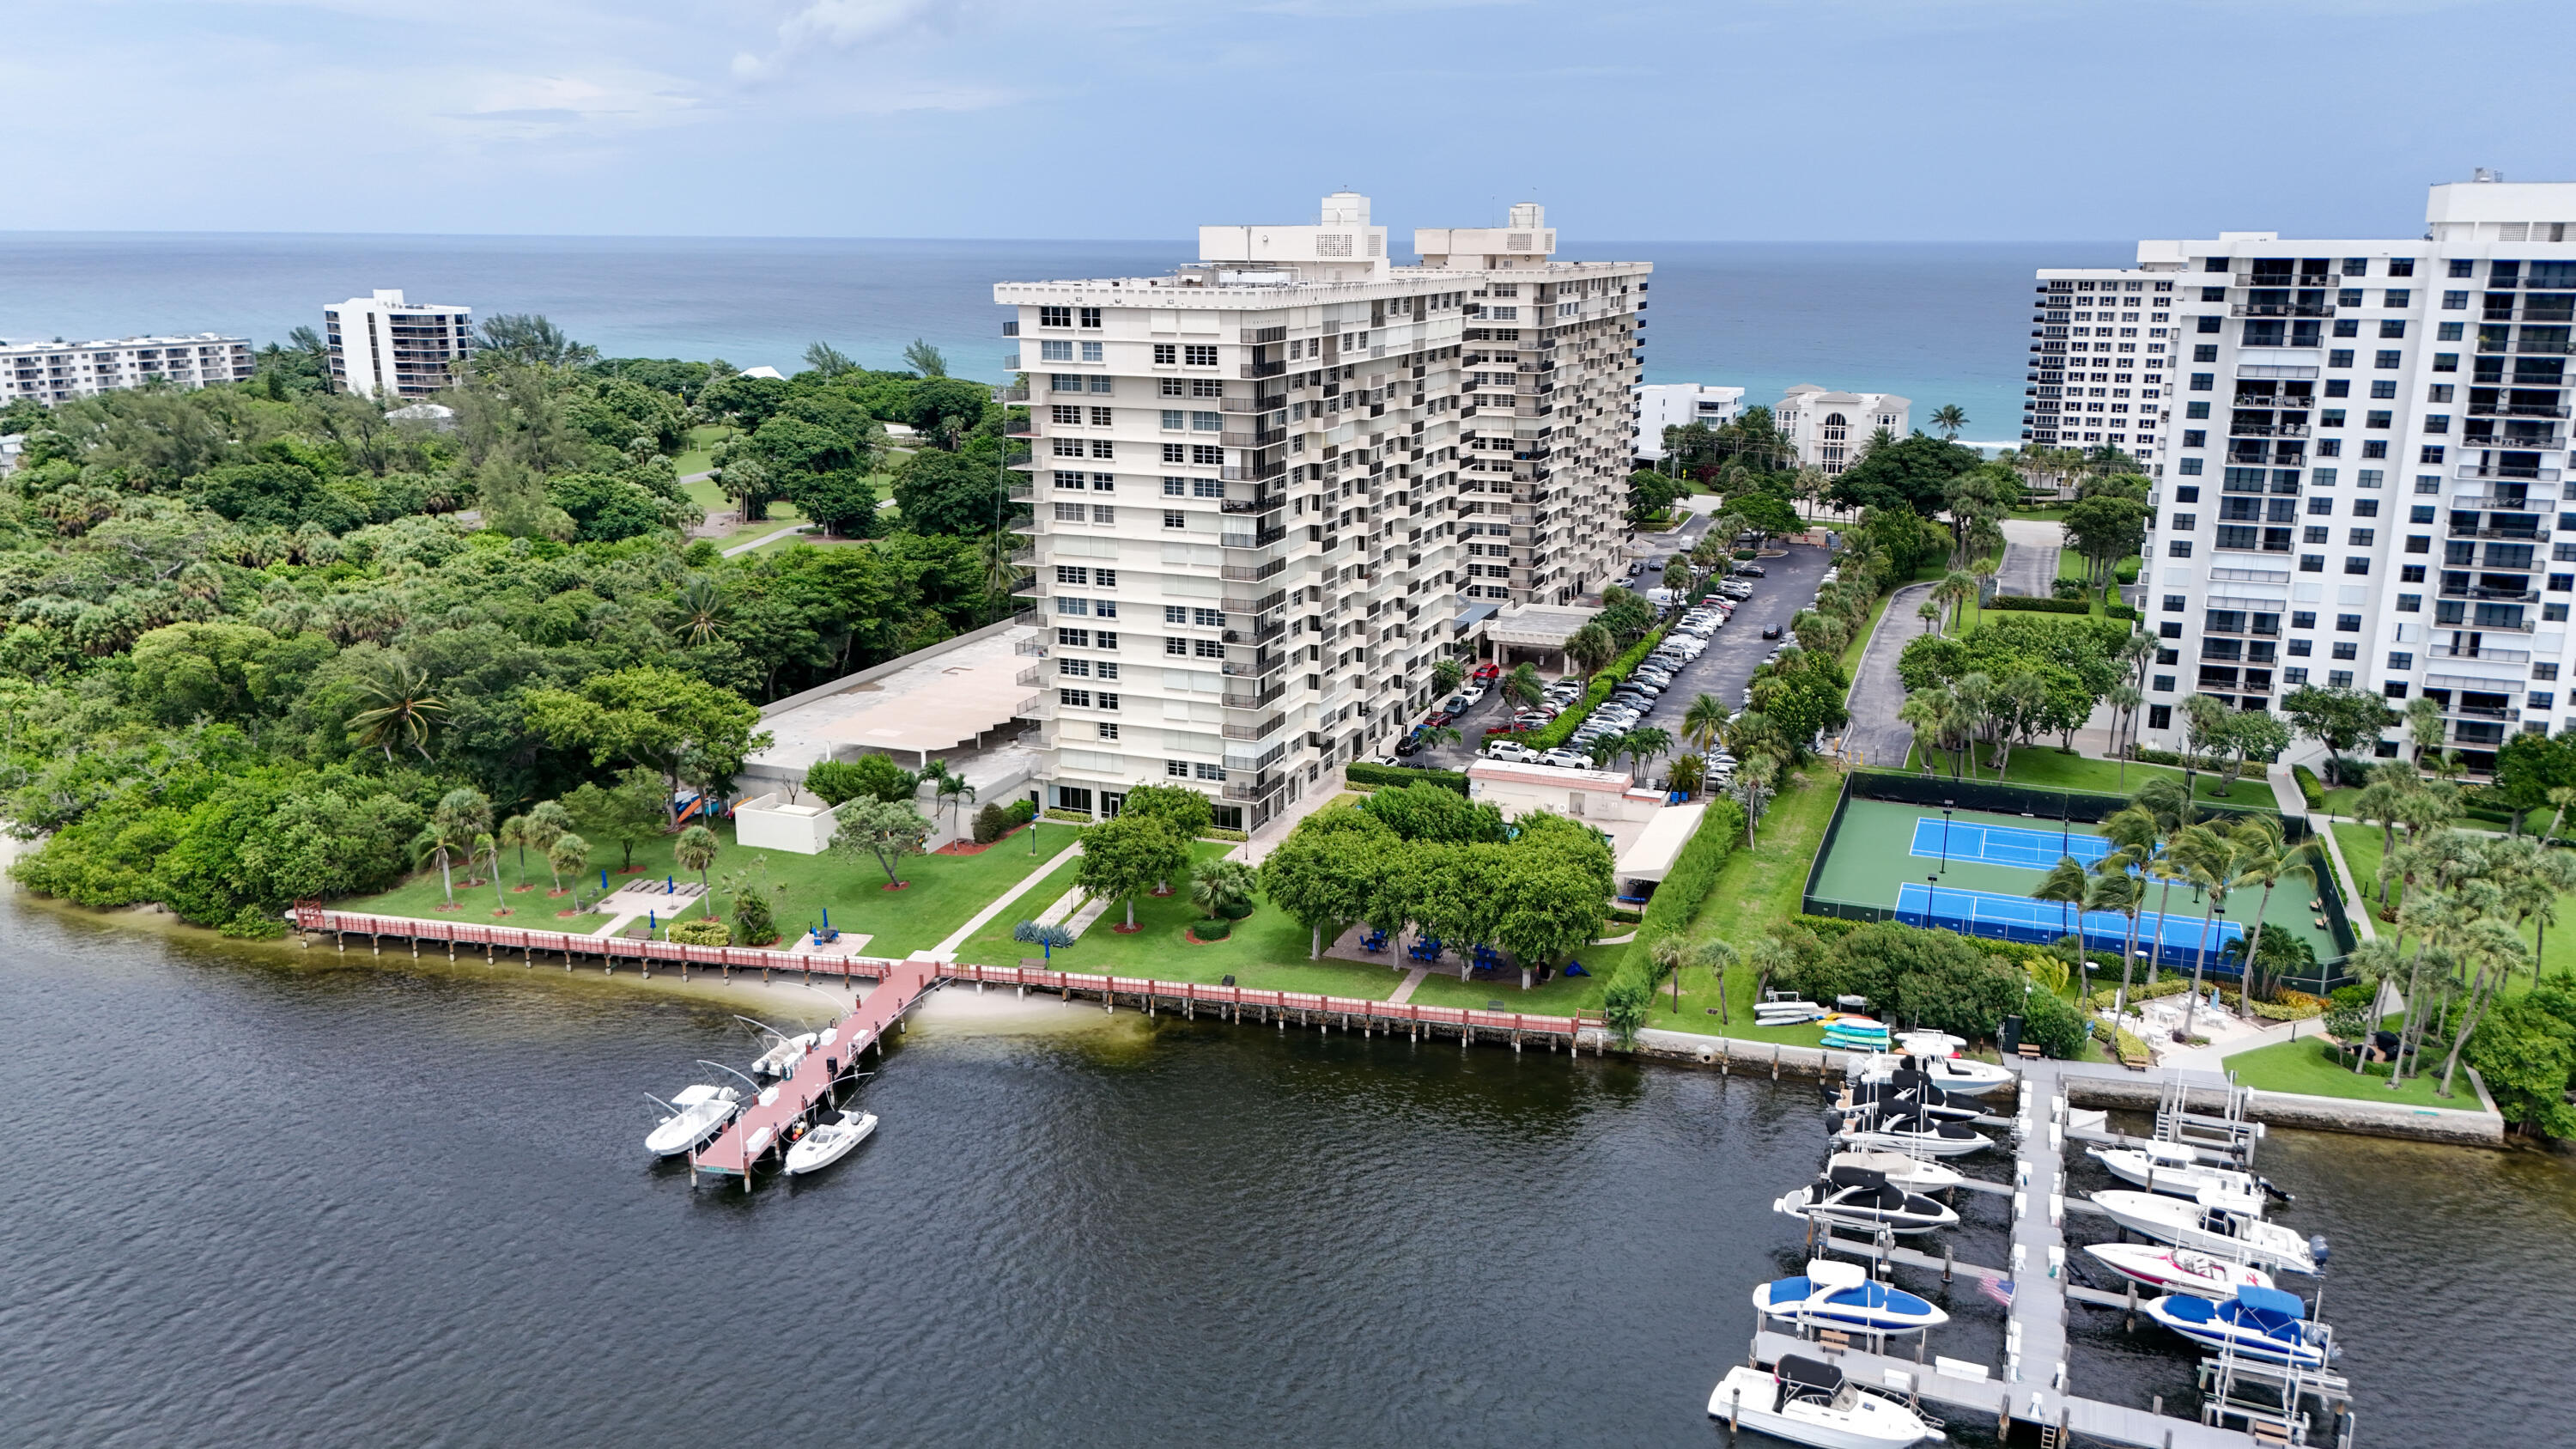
[994, 193, 1649, 828]
[1, 334, 252, 404]
[1775, 386, 1909, 473]
[1634, 382, 1745, 464]
[2132, 174, 2576, 775]
[2020, 268, 2178, 460]
[325, 289, 474, 399]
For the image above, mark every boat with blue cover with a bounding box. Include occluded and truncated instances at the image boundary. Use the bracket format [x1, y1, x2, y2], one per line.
[2143, 1285, 2335, 1368]
[1753, 1259, 1949, 1334]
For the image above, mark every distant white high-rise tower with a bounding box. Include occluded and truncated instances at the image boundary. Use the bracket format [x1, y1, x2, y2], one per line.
[325, 289, 475, 399]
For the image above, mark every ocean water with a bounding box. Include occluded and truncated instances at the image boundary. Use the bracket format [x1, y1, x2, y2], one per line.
[2, 895, 2571, 1447]
[0, 234, 2129, 441]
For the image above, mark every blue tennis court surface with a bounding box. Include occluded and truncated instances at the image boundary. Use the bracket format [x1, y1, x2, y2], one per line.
[1894, 881, 2245, 971]
[1910, 818, 2114, 870]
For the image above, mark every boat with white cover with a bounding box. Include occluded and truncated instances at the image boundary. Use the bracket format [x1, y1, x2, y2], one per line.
[2091, 1188, 2322, 1275]
[644, 1083, 740, 1157]
[784, 1108, 877, 1175]
[1826, 1149, 1964, 1193]
[2089, 1140, 2288, 1208]
[2143, 1286, 2334, 1368]
[1853, 1050, 2014, 1098]
[1777, 1166, 1959, 1236]
[1753, 1259, 1948, 1334]
[2083, 1242, 2275, 1300]
[1837, 1110, 1992, 1158]
[1707, 1355, 1947, 1448]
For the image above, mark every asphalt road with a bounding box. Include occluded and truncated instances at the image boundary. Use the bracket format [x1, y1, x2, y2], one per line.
[1404, 540, 1834, 776]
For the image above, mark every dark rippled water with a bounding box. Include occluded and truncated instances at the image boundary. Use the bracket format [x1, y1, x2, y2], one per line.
[3, 897, 2571, 1447]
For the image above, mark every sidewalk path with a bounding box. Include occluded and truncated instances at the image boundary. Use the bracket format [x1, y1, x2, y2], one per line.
[722, 525, 808, 557]
[1388, 966, 1430, 1004]
[923, 842, 1084, 960]
[1844, 580, 1938, 770]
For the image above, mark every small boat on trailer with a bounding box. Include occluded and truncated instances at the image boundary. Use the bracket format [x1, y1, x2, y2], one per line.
[1753, 1258, 1949, 1334]
[1708, 1353, 1947, 1447]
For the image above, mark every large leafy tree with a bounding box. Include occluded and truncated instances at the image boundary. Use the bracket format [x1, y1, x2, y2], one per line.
[523, 666, 771, 812]
[830, 797, 931, 886]
[564, 767, 668, 873]
[1073, 813, 1191, 930]
[1258, 805, 1395, 957]
[1824, 431, 1984, 515]
[894, 447, 1016, 536]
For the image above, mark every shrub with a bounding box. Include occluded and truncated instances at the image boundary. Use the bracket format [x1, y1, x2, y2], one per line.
[669, 917, 731, 947]
[2115, 557, 2141, 584]
[2050, 578, 2088, 600]
[221, 904, 289, 940]
[2019, 986, 2093, 1059]
[1631, 798, 1745, 959]
[1007, 798, 1037, 825]
[1989, 595, 2093, 615]
[2113, 1026, 2151, 1062]
[1346, 761, 1469, 795]
[2085, 975, 2195, 1011]
[2290, 764, 2325, 810]
[2251, 996, 2324, 1021]
[1527, 626, 1668, 752]
[1044, 807, 1094, 823]
[2104, 603, 2139, 622]
[1189, 916, 1233, 941]
[729, 888, 778, 947]
[972, 801, 1012, 844]
[1204, 827, 1250, 843]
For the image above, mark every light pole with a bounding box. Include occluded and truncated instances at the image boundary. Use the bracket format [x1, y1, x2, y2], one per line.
[1939, 803, 1955, 874]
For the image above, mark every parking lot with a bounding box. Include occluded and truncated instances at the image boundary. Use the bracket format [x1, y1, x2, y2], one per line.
[1400, 539, 1834, 777]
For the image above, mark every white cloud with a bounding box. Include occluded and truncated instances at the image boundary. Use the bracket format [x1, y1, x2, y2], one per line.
[733, 0, 963, 77]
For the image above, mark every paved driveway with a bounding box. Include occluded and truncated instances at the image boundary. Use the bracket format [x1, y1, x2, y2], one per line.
[1845, 581, 1938, 771]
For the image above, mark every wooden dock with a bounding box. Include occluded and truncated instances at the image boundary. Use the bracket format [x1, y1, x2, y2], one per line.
[286, 909, 1601, 1049]
[690, 958, 939, 1184]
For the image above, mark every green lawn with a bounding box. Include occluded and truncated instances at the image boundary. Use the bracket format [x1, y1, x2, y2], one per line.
[1900, 744, 2275, 809]
[948, 842, 1409, 999]
[1639, 775, 1851, 1041]
[2336, 819, 2576, 984]
[2223, 1031, 2462, 1109]
[672, 423, 734, 479]
[339, 819, 1086, 958]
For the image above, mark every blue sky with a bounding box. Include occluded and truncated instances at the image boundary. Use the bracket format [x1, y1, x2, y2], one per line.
[9, 0, 2570, 240]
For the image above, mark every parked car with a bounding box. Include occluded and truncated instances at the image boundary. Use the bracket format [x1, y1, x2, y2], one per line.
[1735, 564, 1767, 578]
[1393, 734, 1423, 756]
[1442, 694, 1470, 715]
[1487, 741, 1540, 764]
[1472, 661, 1501, 682]
[1539, 749, 1589, 770]
[1426, 709, 1456, 727]
[1761, 624, 1783, 640]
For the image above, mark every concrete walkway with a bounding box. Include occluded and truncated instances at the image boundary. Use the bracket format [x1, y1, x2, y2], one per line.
[722, 525, 809, 557]
[1388, 966, 1430, 1004]
[1844, 580, 1939, 771]
[924, 842, 1084, 959]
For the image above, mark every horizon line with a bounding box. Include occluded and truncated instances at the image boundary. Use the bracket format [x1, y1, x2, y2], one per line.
[0, 228, 2140, 247]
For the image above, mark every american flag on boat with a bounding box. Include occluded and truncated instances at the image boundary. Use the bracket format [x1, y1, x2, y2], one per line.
[1979, 1276, 2015, 1307]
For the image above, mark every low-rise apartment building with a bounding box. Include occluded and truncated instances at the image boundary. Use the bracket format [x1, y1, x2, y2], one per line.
[1, 334, 253, 404]
[1634, 382, 1746, 464]
[325, 289, 475, 399]
[1776, 385, 1908, 473]
[994, 193, 1648, 828]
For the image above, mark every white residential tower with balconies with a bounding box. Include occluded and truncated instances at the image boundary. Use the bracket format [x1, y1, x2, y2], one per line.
[1, 334, 252, 404]
[325, 289, 474, 399]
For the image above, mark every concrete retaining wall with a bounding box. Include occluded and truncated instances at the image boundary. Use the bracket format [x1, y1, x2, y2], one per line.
[2060, 1071, 2505, 1147]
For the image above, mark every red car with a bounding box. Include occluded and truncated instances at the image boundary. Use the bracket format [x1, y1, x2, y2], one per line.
[1472, 662, 1501, 681]
[1427, 710, 1456, 727]
[1484, 722, 1520, 736]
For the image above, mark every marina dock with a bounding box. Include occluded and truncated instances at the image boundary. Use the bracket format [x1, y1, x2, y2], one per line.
[1754, 1056, 2354, 1449]
[690, 958, 939, 1184]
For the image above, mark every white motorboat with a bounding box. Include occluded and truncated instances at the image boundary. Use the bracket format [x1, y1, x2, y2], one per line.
[644, 1083, 741, 1157]
[750, 1030, 819, 1079]
[2083, 1243, 2275, 1300]
[1896, 1030, 1966, 1056]
[1838, 1110, 1992, 1158]
[2089, 1141, 2289, 1208]
[1850, 1052, 2013, 1098]
[2091, 1188, 2322, 1275]
[1708, 1355, 1947, 1448]
[784, 1109, 878, 1175]
[1777, 1166, 1959, 1236]
[1832, 1074, 1984, 1123]
[1826, 1149, 1964, 1193]
[1753, 1259, 1950, 1334]
[2143, 1287, 2334, 1369]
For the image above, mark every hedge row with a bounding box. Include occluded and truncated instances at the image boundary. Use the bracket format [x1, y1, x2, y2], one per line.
[1989, 594, 2094, 615]
[1602, 798, 1747, 1039]
[1527, 626, 1668, 751]
[1346, 761, 1469, 795]
[2291, 764, 2326, 810]
[2104, 603, 2140, 622]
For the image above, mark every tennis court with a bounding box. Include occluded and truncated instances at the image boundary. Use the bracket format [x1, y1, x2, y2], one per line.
[1893, 882, 2243, 970]
[1909, 818, 2113, 870]
[1807, 795, 2341, 976]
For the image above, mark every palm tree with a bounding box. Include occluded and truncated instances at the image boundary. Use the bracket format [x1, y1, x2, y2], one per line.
[2085, 864, 2147, 1025]
[1417, 723, 1463, 752]
[2174, 825, 2245, 1042]
[1681, 693, 1729, 756]
[2545, 783, 2576, 845]
[1668, 753, 1706, 798]
[525, 800, 574, 892]
[673, 824, 720, 891]
[1189, 857, 1258, 919]
[1624, 725, 1674, 779]
[349, 654, 445, 761]
[1917, 595, 1945, 637]
[475, 832, 506, 910]
[548, 832, 591, 897]
[1696, 936, 1741, 1020]
[1933, 569, 1975, 633]
[412, 816, 475, 906]
[1564, 622, 1617, 679]
[1500, 663, 1545, 711]
[1431, 658, 1467, 699]
[920, 759, 975, 834]
[677, 577, 725, 646]
[498, 814, 531, 889]
[1929, 405, 1968, 440]
[2105, 683, 2143, 786]
[2230, 827, 2320, 1008]
[2033, 855, 2090, 945]
[1897, 688, 1952, 776]
[1732, 756, 1780, 844]
[1649, 935, 1688, 1013]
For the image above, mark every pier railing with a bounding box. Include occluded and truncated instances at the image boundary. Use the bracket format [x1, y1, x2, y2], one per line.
[287, 907, 1601, 1041]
